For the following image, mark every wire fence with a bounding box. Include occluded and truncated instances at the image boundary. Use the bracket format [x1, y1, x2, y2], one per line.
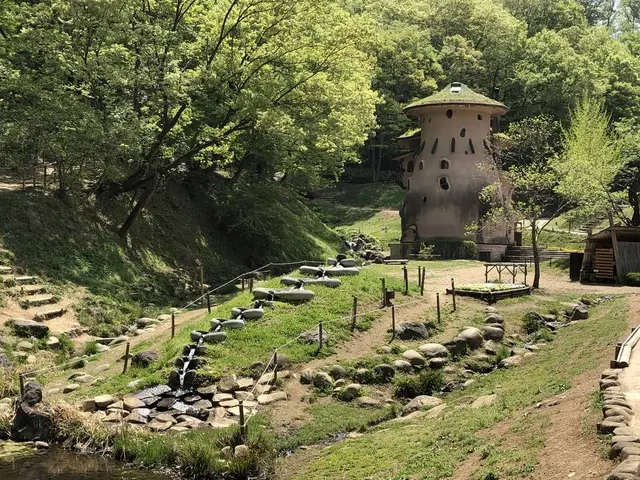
[19, 259, 460, 442]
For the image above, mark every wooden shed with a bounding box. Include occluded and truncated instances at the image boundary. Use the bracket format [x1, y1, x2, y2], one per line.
[581, 227, 640, 284]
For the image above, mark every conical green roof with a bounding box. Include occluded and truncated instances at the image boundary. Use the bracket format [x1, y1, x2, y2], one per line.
[403, 82, 508, 115]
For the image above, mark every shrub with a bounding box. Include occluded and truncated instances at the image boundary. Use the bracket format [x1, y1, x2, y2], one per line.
[532, 328, 554, 343]
[522, 312, 541, 334]
[426, 240, 478, 260]
[625, 272, 640, 286]
[84, 341, 99, 356]
[393, 370, 443, 398]
[496, 344, 510, 363]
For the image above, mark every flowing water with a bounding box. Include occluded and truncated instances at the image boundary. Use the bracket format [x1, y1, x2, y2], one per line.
[0, 443, 174, 480]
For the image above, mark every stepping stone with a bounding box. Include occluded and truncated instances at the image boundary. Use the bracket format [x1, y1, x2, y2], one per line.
[21, 295, 56, 308]
[34, 307, 67, 321]
[14, 285, 47, 296]
[257, 392, 287, 405]
[75, 375, 95, 384]
[63, 384, 79, 393]
[14, 276, 39, 285]
[94, 394, 116, 409]
[148, 419, 173, 431]
[123, 396, 145, 411]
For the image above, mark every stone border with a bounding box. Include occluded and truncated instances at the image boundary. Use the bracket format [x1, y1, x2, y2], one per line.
[600, 348, 640, 479]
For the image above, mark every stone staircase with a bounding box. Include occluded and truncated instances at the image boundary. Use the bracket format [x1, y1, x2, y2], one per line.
[0, 252, 72, 334]
[503, 245, 572, 263]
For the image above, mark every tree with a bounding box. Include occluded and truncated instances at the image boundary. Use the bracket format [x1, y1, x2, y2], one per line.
[473, 116, 565, 288]
[553, 98, 629, 226]
[0, 0, 378, 236]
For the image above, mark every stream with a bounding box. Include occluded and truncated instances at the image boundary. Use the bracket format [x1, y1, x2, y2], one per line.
[0, 443, 174, 480]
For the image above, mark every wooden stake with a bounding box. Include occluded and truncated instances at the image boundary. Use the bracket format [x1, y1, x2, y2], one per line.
[19, 373, 25, 397]
[171, 312, 175, 339]
[207, 293, 211, 314]
[403, 266, 409, 295]
[420, 269, 426, 296]
[318, 322, 324, 350]
[350, 296, 358, 332]
[418, 266, 422, 287]
[122, 342, 131, 374]
[436, 293, 441, 323]
[242, 277, 245, 291]
[248, 277, 254, 293]
[391, 305, 396, 341]
[239, 400, 247, 442]
[451, 278, 456, 312]
[380, 278, 386, 307]
[200, 263, 204, 307]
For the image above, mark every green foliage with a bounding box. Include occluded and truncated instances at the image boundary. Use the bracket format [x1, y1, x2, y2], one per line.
[523, 312, 542, 334]
[84, 341, 99, 357]
[426, 240, 478, 260]
[532, 328, 555, 343]
[393, 370, 444, 399]
[625, 272, 640, 286]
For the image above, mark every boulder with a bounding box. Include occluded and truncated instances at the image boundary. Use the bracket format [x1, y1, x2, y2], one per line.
[300, 369, 315, 384]
[63, 384, 79, 393]
[0, 353, 11, 369]
[313, 372, 334, 389]
[402, 395, 442, 415]
[457, 327, 484, 350]
[570, 306, 589, 320]
[22, 381, 43, 407]
[131, 351, 159, 368]
[339, 383, 362, 401]
[484, 314, 504, 324]
[355, 396, 381, 407]
[11, 402, 54, 441]
[393, 359, 412, 372]
[471, 394, 497, 409]
[483, 326, 504, 341]
[329, 365, 348, 379]
[428, 358, 448, 369]
[234, 444, 250, 458]
[499, 355, 523, 368]
[123, 396, 146, 412]
[11, 319, 49, 338]
[148, 419, 173, 431]
[257, 392, 287, 405]
[402, 350, 426, 366]
[203, 332, 227, 343]
[94, 394, 116, 409]
[418, 343, 449, 358]
[46, 337, 60, 348]
[394, 322, 429, 340]
[218, 375, 239, 393]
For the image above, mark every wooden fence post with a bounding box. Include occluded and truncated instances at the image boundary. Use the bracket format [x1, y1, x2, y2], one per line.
[418, 266, 422, 288]
[451, 278, 456, 312]
[242, 277, 245, 291]
[351, 296, 358, 332]
[19, 373, 25, 397]
[248, 277, 254, 293]
[436, 293, 441, 323]
[239, 400, 247, 442]
[171, 312, 175, 339]
[391, 305, 396, 341]
[207, 293, 211, 314]
[403, 266, 409, 295]
[122, 342, 131, 374]
[318, 322, 324, 350]
[380, 278, 386, 307]
[420, 269, 426, 296]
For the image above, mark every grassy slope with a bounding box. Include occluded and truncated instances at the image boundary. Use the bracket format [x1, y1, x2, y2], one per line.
[286, 296, 627, 480]
[310, 183, 404, 249]
[0, 181, 340, 334]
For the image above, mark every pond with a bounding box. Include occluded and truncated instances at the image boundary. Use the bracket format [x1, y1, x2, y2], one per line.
[0, 442, 174, 480]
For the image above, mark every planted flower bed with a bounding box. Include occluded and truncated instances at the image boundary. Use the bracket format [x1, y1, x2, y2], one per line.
[446, 283, 531, 303]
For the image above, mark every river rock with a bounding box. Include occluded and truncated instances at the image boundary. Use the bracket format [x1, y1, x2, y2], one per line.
[131, 351, 159, 368]
[428, 358, 448, 369]
[419, 343, 449, 358]
[402, 350, 426, 366]
[0, 353, 11, 369]
[203, 332, 227, 344]
[46, 337, 60, 348]
[355, 396, 381, 407]
[126, 412, 148, 424]
[257, 392, 287, 405]
[395, 322, 429, 340]
[148, 419, 173, 431]
[403, 395, 442, 415]
[213, 393, 234, 403]
[136, 317, 159, 328]
[108, 336, 128, 347]
[63, 384, 79, 393]
[499, 355, 523, 368]
[75, 375, 95, 384]
[234, 444, 249, 458]
[11, 319, 49, 338]
[484, 314, 504, 324]
[219, 375, 239, 393]
[329, 365, 348, 379]
[471, 394, 497, 409]
[483, 326, 504, 341]
[341, 383, 362, 401]
[197, 385, 217, 398]
[313, 372, 334, 388]
[457, 328, 484, 350]
[300, 369, 315, 384]
[16, 341, 34, 351]
[193, 399, 213, 410]
[123, 396, 146, 411]
[11, 402, 54, 441]
[190, 331, 203, 342]
[570, 306, 589, 320]
[235, 391, 255, 402]
[94, 394, 116, 409]
[95, 343, 110, 353]
[393, 359, 412, 372]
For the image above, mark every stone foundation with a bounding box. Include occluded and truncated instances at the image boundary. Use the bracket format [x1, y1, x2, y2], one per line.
[476, 244, 508, 262]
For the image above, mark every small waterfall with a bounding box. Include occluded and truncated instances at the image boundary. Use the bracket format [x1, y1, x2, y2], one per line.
[178, 337, 204, 389]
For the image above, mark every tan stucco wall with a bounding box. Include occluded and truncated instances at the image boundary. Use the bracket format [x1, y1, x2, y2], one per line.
[400, 104, 512, 244]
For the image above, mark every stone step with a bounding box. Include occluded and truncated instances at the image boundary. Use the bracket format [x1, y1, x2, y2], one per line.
[20, 294, 57, 308]
[34, 307, 67, 321]
[0, 266, 13, 274]
[12, 284, 47, 296]
[14, 275, 39, 285]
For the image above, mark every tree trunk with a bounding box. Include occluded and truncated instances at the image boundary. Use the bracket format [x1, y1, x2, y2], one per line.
[531, 221, 541, 289]
[630, 188, 640, 227]
[117, 174, 159, 239]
